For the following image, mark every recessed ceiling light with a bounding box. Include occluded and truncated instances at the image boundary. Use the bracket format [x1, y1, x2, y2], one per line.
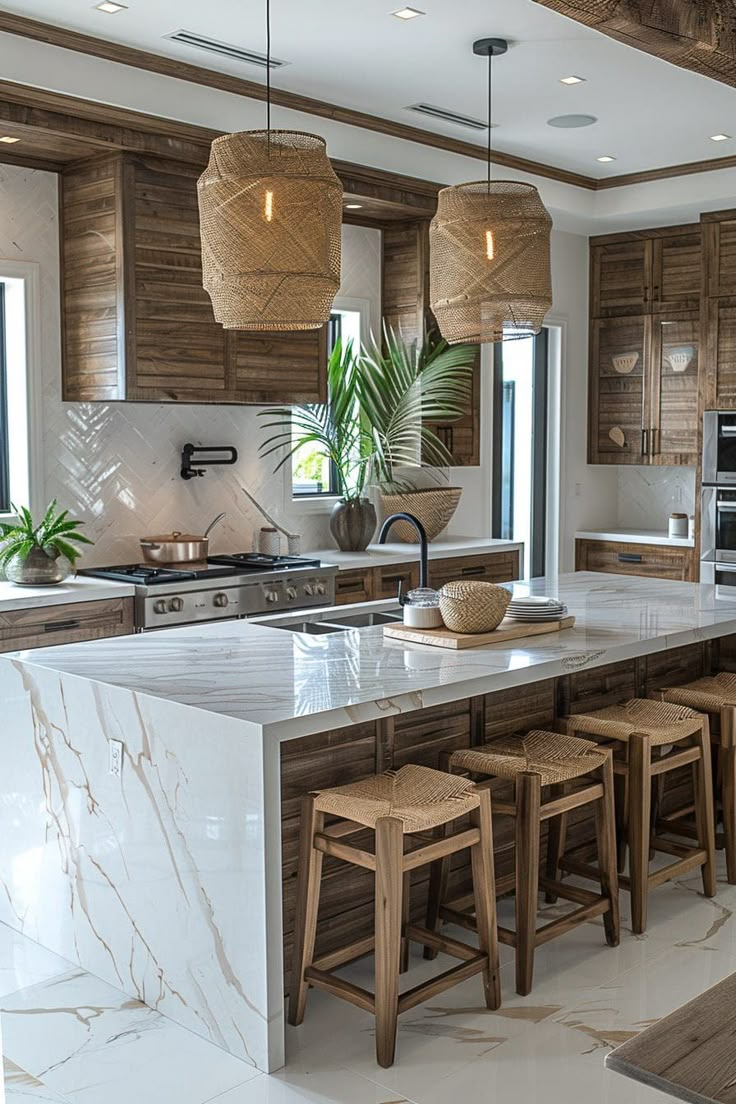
[547, 114, 598, 128]
[0, 136, 20, 144]
[344, 203, 363, 210]
[391, 7, 425, 19]
[94, 1, 127, 12]
[711, 133, 731, 142]
[560, 75, 585, 85]
[596, 155, 616, 163]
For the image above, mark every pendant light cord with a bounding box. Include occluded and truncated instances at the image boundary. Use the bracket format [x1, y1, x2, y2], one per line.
[487, 51, 492, 189]
[266, 0, 272, 134]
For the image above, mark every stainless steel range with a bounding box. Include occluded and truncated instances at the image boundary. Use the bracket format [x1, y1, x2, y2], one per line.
[78, 554, 338, 631]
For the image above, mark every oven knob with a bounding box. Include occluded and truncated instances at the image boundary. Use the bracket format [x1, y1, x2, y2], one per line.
[266, 590, 279, 603]
[315, 582, 327, 596]
[153, 599, 167, 615]
[286, 586, 298, 600]
[304, 584, 314, 596]
[213, 592, 229, 608]
[168, 597, 184, 613]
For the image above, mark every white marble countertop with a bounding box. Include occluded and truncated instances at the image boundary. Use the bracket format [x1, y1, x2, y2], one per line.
[576, 528, 695, 549]
[309, 535, 523, 570]
[0, 575, 135, 613]
[11, 572, 736, 741]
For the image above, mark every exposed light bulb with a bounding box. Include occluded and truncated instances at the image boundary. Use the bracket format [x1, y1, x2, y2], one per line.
[486, 230, 495, 260]
[264, 190, 274, 222]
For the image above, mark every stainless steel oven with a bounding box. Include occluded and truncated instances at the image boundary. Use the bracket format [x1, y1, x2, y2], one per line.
[703, 411, 736, 485]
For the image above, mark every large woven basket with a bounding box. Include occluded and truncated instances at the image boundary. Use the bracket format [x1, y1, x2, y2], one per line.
[439, 580, 511, 634]
[379, 487, 462, 542]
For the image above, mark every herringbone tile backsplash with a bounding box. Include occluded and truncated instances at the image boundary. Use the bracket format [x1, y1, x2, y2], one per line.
[1, 164, 381, 565]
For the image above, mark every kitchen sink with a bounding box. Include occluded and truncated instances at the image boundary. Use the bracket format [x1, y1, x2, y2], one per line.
[260, 606, 403, 634]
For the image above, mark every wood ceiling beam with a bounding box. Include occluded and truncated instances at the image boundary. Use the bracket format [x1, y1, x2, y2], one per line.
[533, 1, 736, 90]
[0, 9, 595, 190]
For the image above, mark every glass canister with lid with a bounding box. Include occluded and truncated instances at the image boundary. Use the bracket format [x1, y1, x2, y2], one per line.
[402, 586, 443, 628]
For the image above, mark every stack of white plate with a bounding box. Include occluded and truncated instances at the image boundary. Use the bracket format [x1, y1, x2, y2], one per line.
[506, 596, 568, 622]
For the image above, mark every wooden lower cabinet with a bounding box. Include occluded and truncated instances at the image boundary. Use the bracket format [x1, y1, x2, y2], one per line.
[0, 597, 135, 653]
[280, 641, 711, 994]
[575, 539, 694, 582]
[332, 549, 521, 606]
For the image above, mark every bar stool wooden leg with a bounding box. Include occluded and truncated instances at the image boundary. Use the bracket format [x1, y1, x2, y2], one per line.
[470, 787, 501, 1010]
[693, 716, 717, 898]
[628, 732, 651, 936]
[544, 782, 566, 904]
[614, 743, 630, 875]
[721, 706, 736, 885]
[515, 771, 541, 996]
[423, 823, 449, 961]
[288, 795, 325, 1027]
[374, 816, 404, 1069]
[400, 870, 411, 974]
[594, 751, 620, 947]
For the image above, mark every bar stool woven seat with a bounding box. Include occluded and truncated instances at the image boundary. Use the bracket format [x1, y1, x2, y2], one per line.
[449, 731, 607, 785]
[567, 698, 702, 746]
[660, 672, 736, 713]
[312, 764, 480, 832]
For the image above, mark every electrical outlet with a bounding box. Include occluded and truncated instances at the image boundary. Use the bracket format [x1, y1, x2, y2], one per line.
[575, 483, 583, 498]
[109, 739, 124, 778]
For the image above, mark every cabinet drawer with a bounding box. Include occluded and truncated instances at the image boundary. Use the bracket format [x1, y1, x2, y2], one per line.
[428, 552, 520, 590]
[373, 563, 419, 601]
[575, 540, 692, 582]
[0, 597, 135, 652]
[334, 569, 373, 606]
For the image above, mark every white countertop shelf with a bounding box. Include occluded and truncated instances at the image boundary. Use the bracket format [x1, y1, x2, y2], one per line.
[0, 575, 136, 614]
[308, 536, 523, 570]
[575, 528, 694, 549]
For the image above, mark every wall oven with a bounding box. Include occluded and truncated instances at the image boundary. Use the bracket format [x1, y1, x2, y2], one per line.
[703, 411, 736, 485]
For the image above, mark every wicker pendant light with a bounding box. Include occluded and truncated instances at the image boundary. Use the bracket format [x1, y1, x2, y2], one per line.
[197, 1, 342, 331]
[430, 38, 552, 345]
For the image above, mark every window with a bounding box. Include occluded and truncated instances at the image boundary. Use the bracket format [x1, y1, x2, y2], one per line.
[492, 329, 549, 578]
[291, 306, 364, 498]
[0, 262, 42, 521]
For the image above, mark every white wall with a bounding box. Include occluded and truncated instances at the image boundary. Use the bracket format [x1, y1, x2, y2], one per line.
[0, 163, 382, 565]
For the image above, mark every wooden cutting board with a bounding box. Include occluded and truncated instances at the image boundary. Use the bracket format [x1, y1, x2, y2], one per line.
[383, 615, 576, 650]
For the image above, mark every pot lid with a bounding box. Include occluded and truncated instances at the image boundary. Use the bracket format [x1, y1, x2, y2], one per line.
[141, 532, 208, 542]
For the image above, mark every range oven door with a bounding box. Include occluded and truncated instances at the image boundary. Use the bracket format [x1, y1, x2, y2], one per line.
[701, 485, 736, 564]
[703, 411, 736, 485]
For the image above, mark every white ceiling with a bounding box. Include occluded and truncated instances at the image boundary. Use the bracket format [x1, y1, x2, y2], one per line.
[4, 0, 736, 179]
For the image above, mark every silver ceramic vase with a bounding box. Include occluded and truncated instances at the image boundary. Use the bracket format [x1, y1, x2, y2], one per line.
[5, 547, 73, 586]
[329, 498, 377, 552]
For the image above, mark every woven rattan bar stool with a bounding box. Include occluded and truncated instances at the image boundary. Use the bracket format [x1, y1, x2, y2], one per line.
[566, 699, 716, 934]
[288, 763, 500, 1068]
[426, 731, 619, 997]
[656, 673, 736, 884]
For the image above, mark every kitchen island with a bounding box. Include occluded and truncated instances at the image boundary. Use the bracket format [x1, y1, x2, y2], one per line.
[4, 572, 736, 1076]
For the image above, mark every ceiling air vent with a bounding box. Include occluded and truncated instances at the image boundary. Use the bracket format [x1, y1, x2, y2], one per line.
[166, 29, 288, 69]
[406, 103, 489, 131]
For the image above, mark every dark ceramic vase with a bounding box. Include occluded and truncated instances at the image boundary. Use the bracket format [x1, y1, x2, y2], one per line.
[329, 498, 377, 552]
[5, 546, 72, 586]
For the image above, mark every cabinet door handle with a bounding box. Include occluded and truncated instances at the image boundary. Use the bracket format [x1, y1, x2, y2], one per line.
[461, 565, 486, 576]
[641, 429, 649, 456]
[618, 553, 643, 564]
[44, 619, 81, 633]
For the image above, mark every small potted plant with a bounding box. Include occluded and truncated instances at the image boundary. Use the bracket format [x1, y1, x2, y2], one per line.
[0, 501, 93, 586]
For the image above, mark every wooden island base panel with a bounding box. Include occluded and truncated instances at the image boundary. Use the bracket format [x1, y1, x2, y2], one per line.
[606, 972, 736, 1103]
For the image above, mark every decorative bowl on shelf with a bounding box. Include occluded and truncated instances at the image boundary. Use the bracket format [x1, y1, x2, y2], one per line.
[611, 352, 639, 375]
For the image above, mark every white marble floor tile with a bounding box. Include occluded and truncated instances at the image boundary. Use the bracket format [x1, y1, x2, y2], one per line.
[0, 924, 77, 1000]
[0, 969, 261, 1104]
[4, 1059, 72, 1104]
[203, 1068, 417, 1104]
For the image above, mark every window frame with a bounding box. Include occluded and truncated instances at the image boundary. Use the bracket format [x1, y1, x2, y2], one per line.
[0, 260, 44, 524]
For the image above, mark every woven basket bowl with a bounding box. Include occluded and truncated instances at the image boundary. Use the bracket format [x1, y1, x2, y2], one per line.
[439, 580, 512, 634]
[379, 487, 462, 542]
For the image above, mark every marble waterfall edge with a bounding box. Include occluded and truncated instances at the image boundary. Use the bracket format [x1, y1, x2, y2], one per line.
[0, 661, 284, 1073]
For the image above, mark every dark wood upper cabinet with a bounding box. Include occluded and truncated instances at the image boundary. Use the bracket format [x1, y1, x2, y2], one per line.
[703, 215, 736, 299]
[591, 239, 652, 317]
[589, 315, 650, 465]
[61, 152, 326, 404]
[651, 231, 702, 313]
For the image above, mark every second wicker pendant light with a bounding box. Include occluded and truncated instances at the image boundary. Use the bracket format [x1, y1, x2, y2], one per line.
[430, 38, 553, 345]
[197, 1, 342, 331]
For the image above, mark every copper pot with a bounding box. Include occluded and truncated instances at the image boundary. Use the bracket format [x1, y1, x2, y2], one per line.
[139, 513, 225, 564]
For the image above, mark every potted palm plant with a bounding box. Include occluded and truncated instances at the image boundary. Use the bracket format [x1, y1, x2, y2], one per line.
[0, 501, 93, 585]
[259, 339, 376, 551]
[358, 328, 475, 542]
